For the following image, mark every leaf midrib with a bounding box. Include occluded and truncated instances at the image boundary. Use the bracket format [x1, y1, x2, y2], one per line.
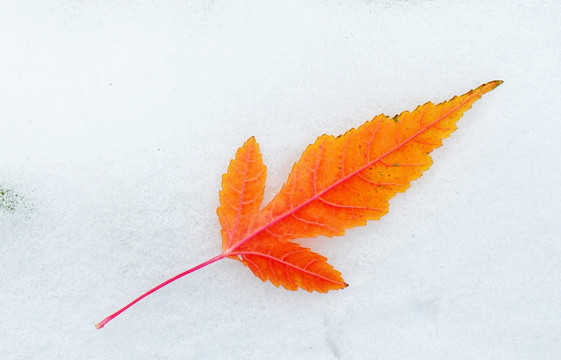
[225, 89, 484, 256]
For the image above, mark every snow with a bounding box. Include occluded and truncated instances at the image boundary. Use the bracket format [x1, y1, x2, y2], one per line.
[1, 0, 560, 358]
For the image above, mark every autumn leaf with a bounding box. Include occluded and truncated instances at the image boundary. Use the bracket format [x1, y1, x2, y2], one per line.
[96, 80, 502, 328]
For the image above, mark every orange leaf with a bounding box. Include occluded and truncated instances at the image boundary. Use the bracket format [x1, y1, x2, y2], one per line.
[218, 80, 502, 292]
[96, 81, 501, 328]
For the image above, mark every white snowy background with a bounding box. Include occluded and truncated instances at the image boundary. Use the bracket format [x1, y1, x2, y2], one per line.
[1, 0, 560, 359]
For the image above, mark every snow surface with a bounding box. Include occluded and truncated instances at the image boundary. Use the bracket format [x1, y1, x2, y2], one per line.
[1, 0, 560, 359]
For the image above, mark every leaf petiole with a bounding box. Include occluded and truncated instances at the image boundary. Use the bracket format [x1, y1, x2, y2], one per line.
[95, 253, 226, 329]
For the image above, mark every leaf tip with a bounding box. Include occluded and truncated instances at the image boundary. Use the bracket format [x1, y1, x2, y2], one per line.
[483, 80, 503, 92]
[470, 80, 503, 99]
[491, 79, 503, 88]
